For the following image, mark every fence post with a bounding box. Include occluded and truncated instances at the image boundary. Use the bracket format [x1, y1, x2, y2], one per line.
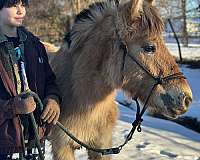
[168, 19, 183, 63]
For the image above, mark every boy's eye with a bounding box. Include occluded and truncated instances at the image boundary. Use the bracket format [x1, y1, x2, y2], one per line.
[12, 3, 26, 8]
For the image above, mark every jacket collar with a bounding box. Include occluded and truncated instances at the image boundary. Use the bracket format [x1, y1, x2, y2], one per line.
[0, 31, 7, 43]
[18, 28, 27, 42]
[0, 27, 27, 44]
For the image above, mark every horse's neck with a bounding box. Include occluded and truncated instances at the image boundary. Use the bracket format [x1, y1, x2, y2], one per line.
[73, 77, 114, 107]
[51, 45, 73, 101]
[52, 46, 116, 115]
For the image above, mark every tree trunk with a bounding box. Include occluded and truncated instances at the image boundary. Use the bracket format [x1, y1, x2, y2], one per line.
[181, 0, 188, 47]
[75, 0, 81, 14]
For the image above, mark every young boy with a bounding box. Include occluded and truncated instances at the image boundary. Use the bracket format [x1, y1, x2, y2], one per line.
[0, 0, 61, 158]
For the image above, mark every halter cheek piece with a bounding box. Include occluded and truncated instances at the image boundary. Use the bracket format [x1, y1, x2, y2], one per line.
[55, 40, 186, 156]
[118, 40, 185, 146]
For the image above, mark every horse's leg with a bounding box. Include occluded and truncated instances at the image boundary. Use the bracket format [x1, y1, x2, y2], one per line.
[88, 150, 111, 160]
[52, 142, 75, 160]
[87, 104, 118, 160]
[87, 126, 113, 160]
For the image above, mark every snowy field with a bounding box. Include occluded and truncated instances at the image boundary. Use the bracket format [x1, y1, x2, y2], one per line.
[74, 105, 200, 160]
[45, 44, 200, 160]
[166, 43, 200, 60]
[181, 66, 200, 121]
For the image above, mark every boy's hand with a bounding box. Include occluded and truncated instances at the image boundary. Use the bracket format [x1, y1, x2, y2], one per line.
[41, 98, 60, 125]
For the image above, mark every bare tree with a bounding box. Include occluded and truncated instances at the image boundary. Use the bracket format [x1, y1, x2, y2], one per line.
[24, 0, 70, 43]
[181, 0, 189, 47]
[24, 0, 198, 45]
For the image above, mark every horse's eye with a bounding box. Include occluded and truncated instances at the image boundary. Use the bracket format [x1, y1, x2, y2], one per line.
[142, 44, 156, 54]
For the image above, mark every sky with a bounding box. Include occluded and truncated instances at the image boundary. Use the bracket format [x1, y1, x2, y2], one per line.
[187, 0, 199, 10]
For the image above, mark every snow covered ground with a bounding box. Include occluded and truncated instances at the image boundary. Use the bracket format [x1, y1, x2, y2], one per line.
[166, 43, 200, 60]
[74, 104, 200, 160]
[181, 66, 200, 121]
[74, 44, 200, 160]
[74, 65, 200, 160]
[45, 44, 200, 159]
[113, 111, 200, 160]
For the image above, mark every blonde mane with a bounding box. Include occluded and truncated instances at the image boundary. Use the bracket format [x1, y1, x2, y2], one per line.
[69, 1, 164, 52]
[69, 2, 117, 50]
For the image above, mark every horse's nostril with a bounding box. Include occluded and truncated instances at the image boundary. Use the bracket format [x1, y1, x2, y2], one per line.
[184, 96, 192, 108]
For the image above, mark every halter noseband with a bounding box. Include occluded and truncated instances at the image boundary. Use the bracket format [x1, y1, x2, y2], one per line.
[114, 40, 186, 150]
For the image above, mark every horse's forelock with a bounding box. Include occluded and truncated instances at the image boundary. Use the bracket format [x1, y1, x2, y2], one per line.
[140, 5, 164, 36]
[117, 1, 164, 39]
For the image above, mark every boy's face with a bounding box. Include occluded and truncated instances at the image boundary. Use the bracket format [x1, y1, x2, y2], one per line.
[0, 1, 26, 27]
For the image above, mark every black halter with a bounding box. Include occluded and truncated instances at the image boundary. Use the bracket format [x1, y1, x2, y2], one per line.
[56, 5, 186, 155]
[56, 39, 186, 156]
[117, 41, 186, 148]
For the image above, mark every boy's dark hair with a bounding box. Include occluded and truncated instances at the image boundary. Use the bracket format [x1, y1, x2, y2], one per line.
[0, 0, 28, 10]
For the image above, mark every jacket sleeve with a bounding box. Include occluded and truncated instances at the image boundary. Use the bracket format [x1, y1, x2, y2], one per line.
[0, 98, 16, 125]
[38, 42, 62, 104]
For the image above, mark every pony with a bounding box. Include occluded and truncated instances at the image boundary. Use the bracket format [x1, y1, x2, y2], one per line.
[50, 0, 193, 159]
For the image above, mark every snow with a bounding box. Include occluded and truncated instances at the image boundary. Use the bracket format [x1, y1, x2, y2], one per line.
[181, 66, 200, 120]
[73, 106, 200, 159]
[166, 43, 200, 60]
[45, 44, 200, 159]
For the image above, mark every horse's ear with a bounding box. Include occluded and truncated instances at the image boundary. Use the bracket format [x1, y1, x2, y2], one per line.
[131, 0, 143, 18]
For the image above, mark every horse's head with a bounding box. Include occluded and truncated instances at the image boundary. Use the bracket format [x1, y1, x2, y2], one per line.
[117, 0, 192, 118]
[64, 0, 192, 118]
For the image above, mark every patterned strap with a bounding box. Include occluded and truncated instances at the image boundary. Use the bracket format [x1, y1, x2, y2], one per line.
[0, 60, 16, 96]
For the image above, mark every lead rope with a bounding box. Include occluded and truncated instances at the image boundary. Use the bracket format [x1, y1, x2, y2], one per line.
[37, 40, 185, 157]
[30, 46, 185, 158]
[19, 6, 185, 156]
[20, 89, 145, 155]
[20, 49, 185, 157]
[53, 15, 186, 156]
[24, 70, 185, 156]
[56, 98, 144, 155]
[118, 81, 161, 149]
[17, 47, 44, 160]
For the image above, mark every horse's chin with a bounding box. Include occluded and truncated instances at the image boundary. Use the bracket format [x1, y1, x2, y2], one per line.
[149, 105, 188, 120]
[162, 107, 188, 120]
[162, 113, 179, 120]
